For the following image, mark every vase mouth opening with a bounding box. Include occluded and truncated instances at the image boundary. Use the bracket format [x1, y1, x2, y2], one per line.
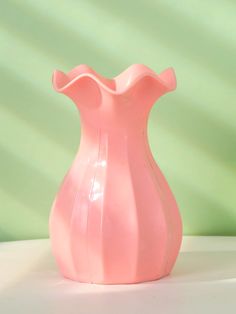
[52, 64, 176, 95]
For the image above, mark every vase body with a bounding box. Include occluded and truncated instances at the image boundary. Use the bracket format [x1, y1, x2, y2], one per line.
[49, 64, 182, 284]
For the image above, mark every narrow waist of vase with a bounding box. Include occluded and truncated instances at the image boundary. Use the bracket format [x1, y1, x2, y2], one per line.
[81, 123, 148, 145]
[77, 124, 150, 164]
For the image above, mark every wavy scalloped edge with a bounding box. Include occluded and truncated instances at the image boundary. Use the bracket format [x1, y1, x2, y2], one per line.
[52, 64, 177, 95]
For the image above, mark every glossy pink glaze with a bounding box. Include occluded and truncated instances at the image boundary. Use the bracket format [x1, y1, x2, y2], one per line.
[49, 64, 182, 284]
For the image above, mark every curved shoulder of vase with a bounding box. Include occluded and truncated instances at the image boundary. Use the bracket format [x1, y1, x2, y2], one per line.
[52, 64, 177, 96]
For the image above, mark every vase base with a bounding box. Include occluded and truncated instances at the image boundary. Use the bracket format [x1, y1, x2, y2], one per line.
[61, 271, 171, 285]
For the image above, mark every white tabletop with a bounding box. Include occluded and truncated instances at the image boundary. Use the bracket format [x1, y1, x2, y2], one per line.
[0, 236, 236, 314]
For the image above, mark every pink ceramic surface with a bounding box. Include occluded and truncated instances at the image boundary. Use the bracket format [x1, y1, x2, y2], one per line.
[49, 64, 182, 284]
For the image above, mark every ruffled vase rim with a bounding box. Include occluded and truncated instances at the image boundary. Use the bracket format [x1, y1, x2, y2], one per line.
[52, 64, 176, 95]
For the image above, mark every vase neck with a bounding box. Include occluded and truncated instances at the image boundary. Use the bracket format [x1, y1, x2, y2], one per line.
[77, 116, 149, 163]
[80, 111, 148, 137]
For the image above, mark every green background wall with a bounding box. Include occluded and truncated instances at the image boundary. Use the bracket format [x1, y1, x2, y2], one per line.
[0, 0, 235, 241]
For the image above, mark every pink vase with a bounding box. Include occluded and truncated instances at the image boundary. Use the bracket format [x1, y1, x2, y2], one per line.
[49, 64, 182, 284]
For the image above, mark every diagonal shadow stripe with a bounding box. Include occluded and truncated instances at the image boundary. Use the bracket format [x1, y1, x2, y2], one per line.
[0, 66, 80, 153]
[150, 94, 236, 172]
[0, 0, 122, 71]
[90, 0, 236, 87]
[170, 175, 236, 236]
[0, 144, 57, 216]
[0, 227, 16, 242]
